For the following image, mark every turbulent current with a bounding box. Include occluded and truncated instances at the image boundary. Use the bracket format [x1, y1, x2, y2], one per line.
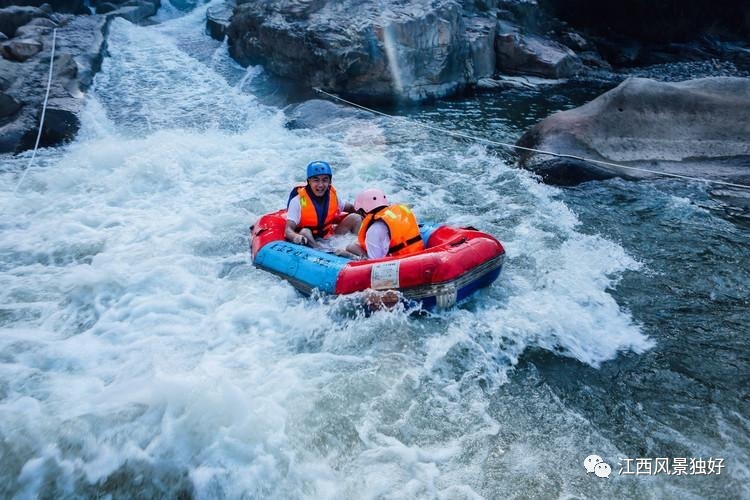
[0, 3, 747, 498]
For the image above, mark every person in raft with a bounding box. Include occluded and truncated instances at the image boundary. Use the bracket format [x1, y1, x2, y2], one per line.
[285, 161, 362, 247]
[345, 188, 425, 260]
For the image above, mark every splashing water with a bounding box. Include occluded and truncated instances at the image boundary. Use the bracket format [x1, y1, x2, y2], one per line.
[5, 5, 743, 499]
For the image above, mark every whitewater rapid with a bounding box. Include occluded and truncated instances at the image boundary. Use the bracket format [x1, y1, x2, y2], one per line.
[0, 7, 659, 498]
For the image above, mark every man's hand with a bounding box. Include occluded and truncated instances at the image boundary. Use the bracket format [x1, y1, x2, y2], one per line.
[294, 234, 308, 245]
[334, 248, 362, 260]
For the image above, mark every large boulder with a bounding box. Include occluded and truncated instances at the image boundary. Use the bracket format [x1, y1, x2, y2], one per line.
[206, 0, 234, 41]
[1, 36, 43, 61]
[224, 0, 606, 101]
[0, 5, 50, 37]
[517, 77, 750, 185]
[227, 0, 488, 102]
[495, 20, 582, 78]
[0, 0, 160, 153]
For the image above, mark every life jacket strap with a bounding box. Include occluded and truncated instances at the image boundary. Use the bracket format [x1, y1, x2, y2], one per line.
[388, 234, 423, 254]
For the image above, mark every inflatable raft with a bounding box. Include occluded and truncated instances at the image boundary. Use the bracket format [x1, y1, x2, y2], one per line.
[250, 210, 505, 309]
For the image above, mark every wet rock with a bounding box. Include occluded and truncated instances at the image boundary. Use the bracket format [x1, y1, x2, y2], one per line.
[20, 16, 58, 29]
[576, 50, 611, 70]
[225, 0, 601, 101]
[0, 0, 162, 154]
[105, 0, 159, 24]
[0, 14, 107, 153]
[0, 0, 88, 15]
[227, 0, 475, 102]
[206, 0, 234, 41]
[0, 92, 21, 120]
[0, 5, 48, 37]
[517, 77, 750, 185]
[1, 37, 42, 61]
[284, 98, 369, 129]
[18, 96, 80, 149]
[465, 15, 497, 79]
[495, 21, 582, 78]
[95, 3, 118, 14]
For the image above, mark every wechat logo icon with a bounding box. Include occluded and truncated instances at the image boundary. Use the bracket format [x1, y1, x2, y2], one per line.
[584, 455, 612, 478]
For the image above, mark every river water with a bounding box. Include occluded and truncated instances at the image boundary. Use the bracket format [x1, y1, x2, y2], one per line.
[0, 3, 748, 498]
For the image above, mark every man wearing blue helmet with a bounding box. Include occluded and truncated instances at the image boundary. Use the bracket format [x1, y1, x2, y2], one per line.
[285, 161, 361, 246]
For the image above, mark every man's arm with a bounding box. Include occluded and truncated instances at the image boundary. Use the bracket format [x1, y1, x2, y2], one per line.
[285, 196, 308, 245]
[285, 219, 307, 245]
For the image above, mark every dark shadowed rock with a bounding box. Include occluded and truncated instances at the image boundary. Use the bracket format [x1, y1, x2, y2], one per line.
[0, 5, 49, 37]
[224, 0, 604, 101]
[284, 98, 370, 130]
[542, 0, 749, 44]
[0, 0, 88, 15]
[1, 0, 161, 153]
[1, 37, 42, 61]
[106, 0, 159, 24]
[495, 21, 582, 78]
[465, 15, 497, 79]
[95, 3, 118, 14]
[517, 77, 750, 185]
[206, 0, 233, 41]
[0, 14, 107, 153]
[0, 92, 21, 119]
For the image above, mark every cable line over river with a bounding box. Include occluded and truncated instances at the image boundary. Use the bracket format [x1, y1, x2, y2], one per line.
[314, 87, 750, 191]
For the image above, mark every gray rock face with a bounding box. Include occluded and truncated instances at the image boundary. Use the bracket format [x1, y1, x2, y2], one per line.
[1, 37, 42, 61]
[206, 0, 234, 41]
[517, 77, 750, 184]
[465, 15, 497, 78]
[0, 5, 49, 37]
[224, 0, 600, 101]
[1, 1, 160, 153]
[0, 14, 108, 153]
[227, 0, 486, 102]
[106, 1, 159, 24]
[495, 21, 582, 78]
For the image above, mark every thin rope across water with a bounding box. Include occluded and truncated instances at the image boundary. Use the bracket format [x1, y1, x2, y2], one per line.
[14, 28, 58, 195]
[314, 87, 750, 191]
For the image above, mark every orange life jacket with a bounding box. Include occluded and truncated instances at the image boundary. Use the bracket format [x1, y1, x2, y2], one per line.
[294, 184, 340, 238]
[357, 204, 424, 257]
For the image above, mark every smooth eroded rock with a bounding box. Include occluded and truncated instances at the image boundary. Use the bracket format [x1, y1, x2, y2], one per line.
[1, 37, 42, 61]
[517, 77, 750, 184]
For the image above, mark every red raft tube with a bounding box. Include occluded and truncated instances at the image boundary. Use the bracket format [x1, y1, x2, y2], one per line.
[250, 210, 505, 310]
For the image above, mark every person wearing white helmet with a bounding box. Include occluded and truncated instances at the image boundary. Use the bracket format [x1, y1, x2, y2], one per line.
[345, 188, 424, 259]
[285, 161, 361, 246]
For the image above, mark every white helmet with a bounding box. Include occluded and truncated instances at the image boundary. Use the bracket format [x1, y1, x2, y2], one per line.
[355, 188, 388, 213]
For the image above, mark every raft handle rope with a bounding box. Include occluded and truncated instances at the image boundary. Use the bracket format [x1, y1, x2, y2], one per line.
[313, 87, 750, 191]
[13, 28, 57, 195]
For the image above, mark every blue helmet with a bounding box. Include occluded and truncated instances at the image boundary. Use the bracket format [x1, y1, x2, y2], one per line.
[306, 161, 332, 179]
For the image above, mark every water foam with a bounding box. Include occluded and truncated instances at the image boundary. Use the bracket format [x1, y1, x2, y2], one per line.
[0, 8, 657, 498]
